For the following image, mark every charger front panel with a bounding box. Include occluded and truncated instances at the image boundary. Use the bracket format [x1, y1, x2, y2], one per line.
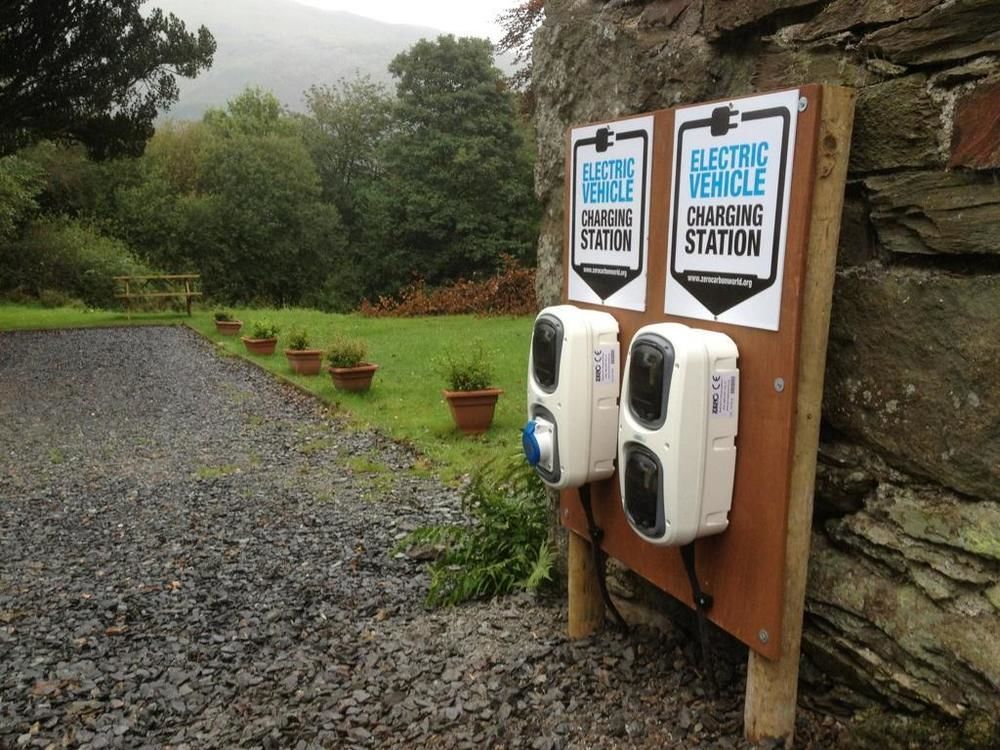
[524, 305, 620, 490]
[619, 322, 739, 546]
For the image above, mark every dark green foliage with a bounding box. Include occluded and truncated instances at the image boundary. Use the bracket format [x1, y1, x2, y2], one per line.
[0, 154, 45, 241]
[0, 34, 540, 312]
[397, 457, 554, 607]
[438, 342, 495, 391]
[0, 1, 215, 158]
[16, 142, 121, 220]
[112, 89, 348, 307]
[37, 289, 83, 308]
[369, 36, 539, 290]
[214, 310, 233, 322]
[326, 337, 368, 368]
[301, 77, 393, 225]
[195, 129, 339, 304]
[313, 37, 541, 308]
[0, 216, 148, 307]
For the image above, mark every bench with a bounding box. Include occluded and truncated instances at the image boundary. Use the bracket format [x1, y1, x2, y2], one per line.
[113, 274, 203, 316]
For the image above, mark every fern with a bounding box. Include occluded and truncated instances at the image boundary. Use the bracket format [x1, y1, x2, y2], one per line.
[397, 456, 555, 607]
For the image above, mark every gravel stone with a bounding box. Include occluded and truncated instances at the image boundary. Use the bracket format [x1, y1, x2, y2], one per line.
[0, 327, 848, 748]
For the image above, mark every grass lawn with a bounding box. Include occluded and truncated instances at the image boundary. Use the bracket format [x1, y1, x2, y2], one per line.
[0, 304, 189, 330]
[0, 303, 533, 482]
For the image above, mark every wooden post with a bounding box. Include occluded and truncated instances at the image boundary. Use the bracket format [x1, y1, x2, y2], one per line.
[744, 87, 856, 747]
[567, 529, 604, 638]
[185, 278, 192, 316]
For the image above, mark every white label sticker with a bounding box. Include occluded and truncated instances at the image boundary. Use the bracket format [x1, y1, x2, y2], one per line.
[593, 346, 617, 385]
[709, 372, 738, 419]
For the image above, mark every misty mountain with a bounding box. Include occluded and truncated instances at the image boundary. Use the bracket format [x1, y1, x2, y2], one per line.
[153, 0, 445, 121]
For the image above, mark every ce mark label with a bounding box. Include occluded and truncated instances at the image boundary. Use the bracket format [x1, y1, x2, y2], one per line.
[709, 373, 738, 419]
[593, 346, 617, 385]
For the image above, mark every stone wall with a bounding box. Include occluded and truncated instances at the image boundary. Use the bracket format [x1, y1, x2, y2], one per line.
[532, 0, 999, 721]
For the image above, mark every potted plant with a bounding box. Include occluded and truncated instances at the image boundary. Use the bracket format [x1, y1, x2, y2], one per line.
[242, 319, 280, 355]
[440, 344, 503, 435]
[284, 328, 323, 375]
[326, 337, 378, 392]
[214, 310, 242, 336]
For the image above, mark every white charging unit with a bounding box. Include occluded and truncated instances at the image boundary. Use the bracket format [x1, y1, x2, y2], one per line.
[522, 305, 620, 489]
[618, 322, 739, 546]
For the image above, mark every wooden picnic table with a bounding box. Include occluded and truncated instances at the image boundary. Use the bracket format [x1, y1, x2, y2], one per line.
[113, 274, 203, 316]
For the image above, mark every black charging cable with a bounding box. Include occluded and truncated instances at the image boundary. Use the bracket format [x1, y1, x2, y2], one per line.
[680, 541, 718, 692]
[578, 483, 629, 632]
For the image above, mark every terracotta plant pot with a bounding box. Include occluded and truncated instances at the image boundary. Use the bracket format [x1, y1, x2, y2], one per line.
[443, 388, 503, 435]
[328, 363, 378, 392]
[285, 348, 323, 376]
[215, 319, 242, 335]
[241, 336, 278, 355]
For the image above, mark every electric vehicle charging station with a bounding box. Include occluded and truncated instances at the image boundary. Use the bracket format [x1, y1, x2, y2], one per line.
[618, 323, 739, 547]
[548, 84, 854, 746]
[523, 305, 620, 490]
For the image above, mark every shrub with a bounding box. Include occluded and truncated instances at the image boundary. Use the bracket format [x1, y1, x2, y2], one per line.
[214, 310, 233, 322]
[286, 328, 311, 351]
[0, 154, 45, 242]
[0, 216, 150, 307]
[439, 343, 494, 391]
[326, 337, 367, 368]
[249, 319, 279, 339]
[396, 458, 554, 607]
[38, 289, 84, 308]
[359, 255, 536, 317]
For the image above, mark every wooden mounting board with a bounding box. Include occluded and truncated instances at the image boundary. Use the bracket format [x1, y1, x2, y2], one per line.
[559, 84, 830, 660]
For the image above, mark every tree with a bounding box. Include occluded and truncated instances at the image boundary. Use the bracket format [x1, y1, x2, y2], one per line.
[0, 154, 44, 241]
[301, 76, 393, 225]
[110, 123, 207, 273]
[0, 1, 215, 159]
[111, 88, 348, 306]
[192, 89, 345, 305]
[203, 86, 299, 140]
[196, 129, 343, 305]
[368, 35, 538, 294]
[17, 141, 121, 219]
[496, 0, 544, 94]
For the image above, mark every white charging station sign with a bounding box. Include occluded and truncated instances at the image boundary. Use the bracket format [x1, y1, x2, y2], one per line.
[665, 90, 799, 331]
[568, 115, 653, 312]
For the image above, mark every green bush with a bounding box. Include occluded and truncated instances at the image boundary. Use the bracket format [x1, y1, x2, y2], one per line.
[0, 216, 149, 307]
[0, 154, 45, 241]
[38, 289, 84, 308]
[326, 337, 367, 368]
[438, 342, 494, 391]
[249, 319, 279, 339]
[286, 328, 311, 350]
[214, 309, 233, 322]
[397, 458, 554, 607]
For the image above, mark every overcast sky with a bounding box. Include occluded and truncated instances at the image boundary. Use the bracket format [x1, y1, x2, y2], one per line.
[293, 0, 511, 41]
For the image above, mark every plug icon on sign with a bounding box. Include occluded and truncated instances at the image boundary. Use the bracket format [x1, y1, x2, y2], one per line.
[710, 105, 739, 137]
[595, 127, 615, 152]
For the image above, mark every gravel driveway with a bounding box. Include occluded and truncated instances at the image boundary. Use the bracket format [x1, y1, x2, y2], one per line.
[0, 326, 843, 749]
